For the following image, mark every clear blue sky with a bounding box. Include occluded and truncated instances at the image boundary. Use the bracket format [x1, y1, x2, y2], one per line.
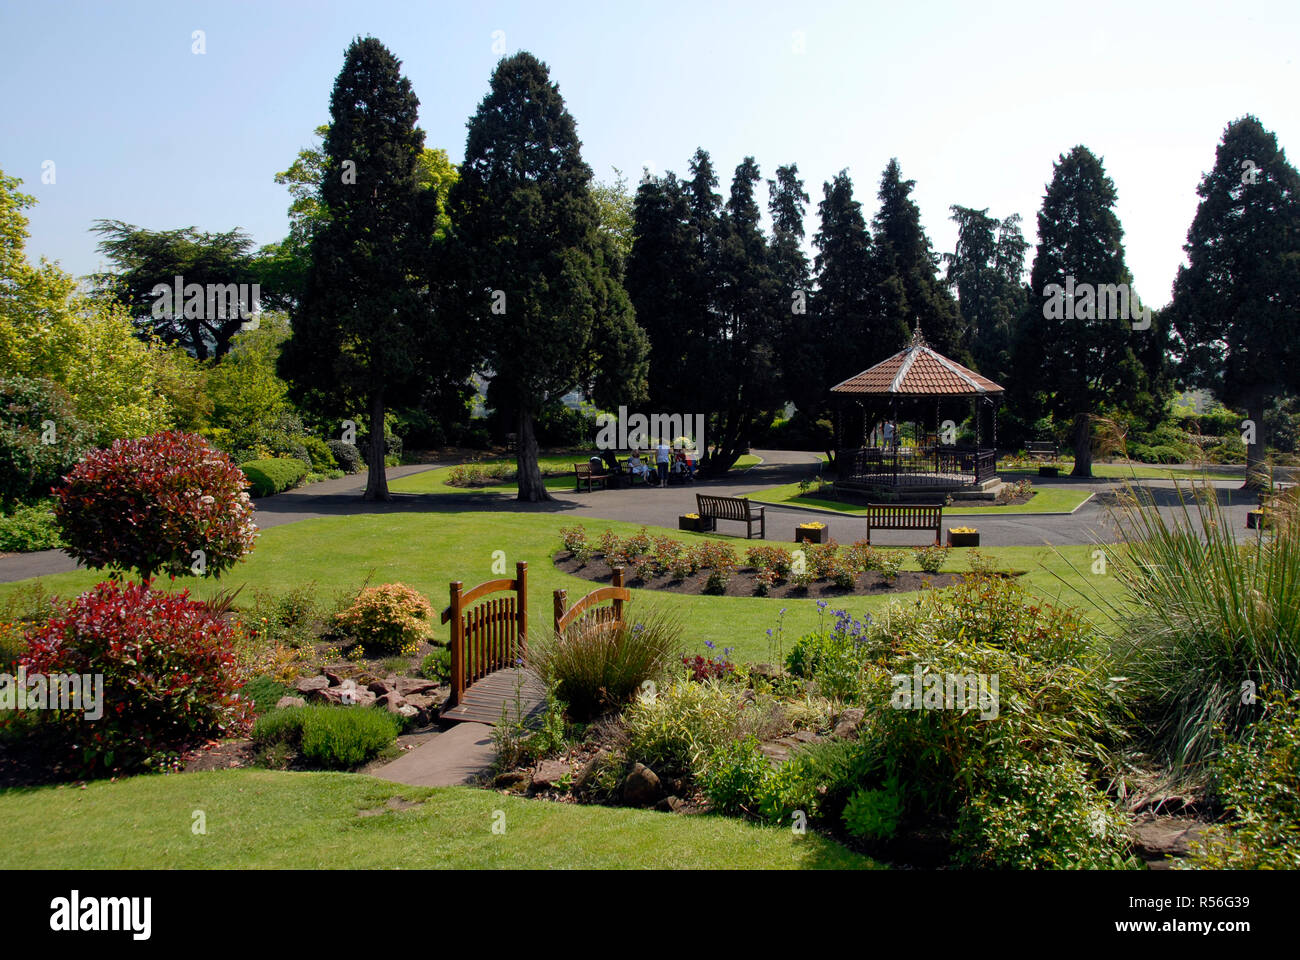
[3, 0, 1297, 306]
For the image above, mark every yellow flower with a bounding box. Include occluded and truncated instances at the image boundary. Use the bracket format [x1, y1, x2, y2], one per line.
[950, 526, 977, 534]
[797, 521, 826, 529]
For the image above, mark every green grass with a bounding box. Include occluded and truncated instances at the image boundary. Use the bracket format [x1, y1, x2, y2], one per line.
[0, 769, 873, 869]
[0, 513, 1126, 663]
[744, 483, 1092, 516]
[390, 452, 761, 496]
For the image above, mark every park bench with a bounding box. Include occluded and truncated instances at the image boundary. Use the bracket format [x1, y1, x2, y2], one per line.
[863, 502, 943, 546]
[1026, 441, 1058, 460]
[573, 461, 610, 492]
[696, 493, 765, 539]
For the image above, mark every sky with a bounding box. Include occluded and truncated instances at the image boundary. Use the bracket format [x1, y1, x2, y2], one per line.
[2, 0, 1297, 307]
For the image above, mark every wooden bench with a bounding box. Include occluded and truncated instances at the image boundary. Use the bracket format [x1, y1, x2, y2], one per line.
[863, 502, 943, 546]
[573, 461, 610, 492]
[696, 493, 765, 539]
[1026, 441, 1058, 460]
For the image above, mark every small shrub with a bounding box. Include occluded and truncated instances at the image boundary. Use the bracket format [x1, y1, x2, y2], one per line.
[703, 568, 731, 594]
[240, 675, 294, 714]
[327, 440, 364, 474]
[693, 540, 738, 572]
[299, 435, 338, 472]
[682, 642, 736, 681]
[807, 539, 839, 578]
[334, 583, 432, 655]
[559, 525, 589, 554]
[529, 607, 685, 721]
[421, 645, 451, 683]
[53, 431, 257, 581]
[625, 678, 741, 778]
[17, 580, 251, 774]
[876, 550, 904, 581]
[251, 704, 401, 769]
[746, 544, 793, 576]
[240, 457, 310, 497]
[701, 736, 769, 815]
[0, 375, 96, 508]
[965, 548, 996, 577]
[843, 778, 905, 841]
[828, 556, 856, 590]
[845, 540, 880, 574]
[752, 568, 778, 596]
[913, 544, 948, 574]
[0, 501, 63, 552]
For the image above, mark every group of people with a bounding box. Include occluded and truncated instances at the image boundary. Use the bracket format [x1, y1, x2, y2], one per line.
[593, 442, 697, 488]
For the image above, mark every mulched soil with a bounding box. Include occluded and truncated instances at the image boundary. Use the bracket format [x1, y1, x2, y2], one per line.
[553, 551, 967, 599]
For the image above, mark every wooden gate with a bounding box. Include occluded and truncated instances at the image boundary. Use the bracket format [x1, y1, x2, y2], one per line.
[440, 560, 528, 708]
[554, 568, 631, 636]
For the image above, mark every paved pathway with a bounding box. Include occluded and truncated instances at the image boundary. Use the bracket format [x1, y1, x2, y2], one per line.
[0, 450, 1268, 583]
[372, 721, 497, 787]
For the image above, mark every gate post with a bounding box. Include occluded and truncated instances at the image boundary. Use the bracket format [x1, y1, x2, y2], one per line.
[515, 561, 528, 663]
[448, 580, 465, 707]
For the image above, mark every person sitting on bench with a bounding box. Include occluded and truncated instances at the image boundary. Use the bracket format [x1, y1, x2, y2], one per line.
[601, 448, 621, 488]
[627, 450, 652, 483]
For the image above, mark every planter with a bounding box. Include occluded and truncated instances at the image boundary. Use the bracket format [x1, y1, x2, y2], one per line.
[1038, 466, 1059, 478]
[1246, 510, 1270, 530]
[795, 525, 828, 544]
[947, 529, 980, 547]
[679, 515, 714, 532]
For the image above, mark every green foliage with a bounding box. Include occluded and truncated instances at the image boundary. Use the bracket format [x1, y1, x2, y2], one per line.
[1186, 692, 1300, 869]
[0, 501, 62, 552]
[1102, 481, 1300, 768]
[421, 645, 451, 683]
[913, 545, 948, 574]
[700, 736, 769, 815]
[0, 376, 96, 508]
[251, 704, 401, 769]
[240, 675, 294, 715]
[239, 458, 309, 497]
[843, 778, 905, 841]
[299, 434, 337, 471]
[530, 607, 685, 721]
[951, 754, 1134, 869]
[624, 679, 741, 778]
[243, 583, 320, 649]
[327, 440, 363, 473]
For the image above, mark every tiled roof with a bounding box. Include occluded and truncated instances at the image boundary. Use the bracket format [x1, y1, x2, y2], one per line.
[830, 341, 1005, 397]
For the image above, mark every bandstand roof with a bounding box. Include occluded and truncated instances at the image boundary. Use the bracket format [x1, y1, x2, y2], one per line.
[829, 327, 1005, 399]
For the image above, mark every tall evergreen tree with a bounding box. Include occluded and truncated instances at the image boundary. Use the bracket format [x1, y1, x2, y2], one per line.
[451, 52, 646, 501]
[278, 37, 429, 501]
[1169, 116, 1300, 488]
[706, 157, 783, 473]
[871, 159, 967, 361]
[1013, 146, 1159, 477]
[944, 206, 1029, 383]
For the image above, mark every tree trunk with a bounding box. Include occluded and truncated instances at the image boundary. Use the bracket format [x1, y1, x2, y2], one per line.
[515, 409, 552, 502]
[1070, 412, 1093, 478]
[1244, 398, 1268, 491]
[363, 392, 390, 502]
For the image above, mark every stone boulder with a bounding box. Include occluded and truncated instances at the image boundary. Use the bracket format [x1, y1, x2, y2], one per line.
[532, 759, 572, 791]
[833, 708, 866, 740]
[396, 677, 438, 697]
[622, 762, 662, 807]
[294, 676, 330, 695]
[275, 696, 306, 710]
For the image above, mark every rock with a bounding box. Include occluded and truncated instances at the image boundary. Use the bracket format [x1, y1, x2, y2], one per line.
[574, 749, 610, 795]
[404, 693, 436, 710]
[622, 762, 662, 807]
[493, 770, 530, 791]
[319, 685, 375, 707]
[375, 691, 409, 713]
[275, 696, 306, 710]
[396, 704, 419, 720]
[368, 677, 398, 696]
[1132, 817, 1209, 861]
[750, 662, 780, 679]
[532, 759, 572, 790]
[294, 676, 330, 694]
[759, 742, 790, 765]
[833, 708, 866, 739]
[396, 677, 438, 697]
[324, 670, 345, 687]
[655, 795, 689, 813]
[790, 729, 819, 744]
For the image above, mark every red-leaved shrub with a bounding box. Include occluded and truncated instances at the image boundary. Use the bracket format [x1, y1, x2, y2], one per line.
[53, 430, 257, 580]
[18, 580, 252, 774]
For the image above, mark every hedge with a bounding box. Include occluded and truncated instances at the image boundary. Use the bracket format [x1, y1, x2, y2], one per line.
[240, 458, 310, 498]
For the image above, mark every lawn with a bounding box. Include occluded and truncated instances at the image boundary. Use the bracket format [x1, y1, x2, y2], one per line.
[744, 483, 1093, 516]
[390, 453, 762, 495]
[0, 513, 1128, 663]
[0, 769, 873, 869]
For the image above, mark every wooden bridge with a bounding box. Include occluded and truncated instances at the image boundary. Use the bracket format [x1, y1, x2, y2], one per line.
[439, 563, 630, 726]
